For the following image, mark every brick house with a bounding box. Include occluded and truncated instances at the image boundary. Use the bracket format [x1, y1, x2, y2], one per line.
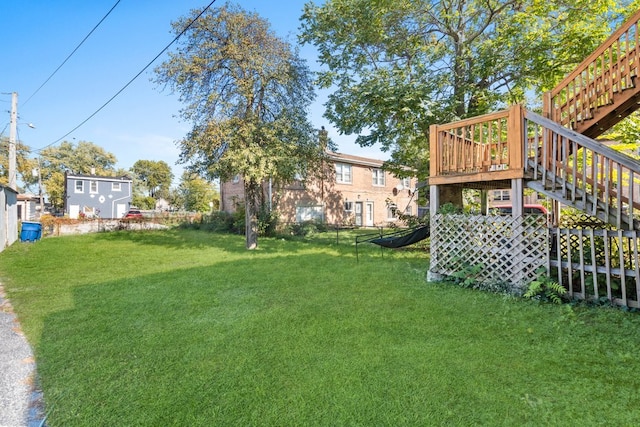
[220, 151, 420, 227]
[64, 172, 133, 219]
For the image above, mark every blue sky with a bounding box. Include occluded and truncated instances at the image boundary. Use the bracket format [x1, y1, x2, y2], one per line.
[1, 0, 385, 185]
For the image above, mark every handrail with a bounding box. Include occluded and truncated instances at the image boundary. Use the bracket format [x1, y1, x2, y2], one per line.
[545, 9, 640, 134]
[524, 111, 640, 173]
[551, 9, 640, 98]
[524, 109, 640, 229]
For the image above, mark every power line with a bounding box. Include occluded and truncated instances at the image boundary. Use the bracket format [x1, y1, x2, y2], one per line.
[22, 0, 122, 108]
[33, 0, 218, 153]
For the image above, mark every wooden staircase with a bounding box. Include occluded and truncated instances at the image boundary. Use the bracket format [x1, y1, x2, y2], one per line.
[428, 10, 640, 304]
[544, 10, 640, 139]
[522, 111, 640, 230]
[430, 10, 640, 231]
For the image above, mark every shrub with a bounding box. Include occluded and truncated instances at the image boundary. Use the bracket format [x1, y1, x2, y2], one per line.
[286, 220, 326, 238]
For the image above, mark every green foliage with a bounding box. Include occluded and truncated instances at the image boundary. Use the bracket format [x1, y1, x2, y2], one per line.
[299, 0, 637, 178]
[285, 220, 328, 238]
[524, 268, 568, 304]
[130, 160, 173, 199]
[132, 195, 155, 210]
[446, 263, 486, 288]
[437, 202, 463, 215]
[177, 172, 219, 212]
[0, 137, 37, 191]
[39, 140, 118, 209]
[396, 211, 429, 228]
[156, 3, 322, 248]
[257, 205, 279, 237]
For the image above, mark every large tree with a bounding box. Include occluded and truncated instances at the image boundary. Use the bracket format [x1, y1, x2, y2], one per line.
[155, 3, 319, 249]
[300, 0, 637, 178]
[177, 172, 219, 212]
[0, 137, 38, 191]
[130, 160, 173, 199]
[39, 140, 118, 209]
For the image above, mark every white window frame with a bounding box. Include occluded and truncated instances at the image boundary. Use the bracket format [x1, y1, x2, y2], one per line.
[372, 168, 385, 186]
[90, 180, 98, 194]
[75, 180, 84, 193]
[232, 174, 240, 184]
[112, 182, 122, 192]
[296, 205, 324, 222]
[387, 203, 398, 220]
[344, 201, 353, 212]
[335, 163, 352, 184]
[402, 177, 411, 189]
[493, 190, 510, 201]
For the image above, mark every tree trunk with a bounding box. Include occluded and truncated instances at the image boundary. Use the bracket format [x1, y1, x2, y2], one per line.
[244, 180, 259, 250]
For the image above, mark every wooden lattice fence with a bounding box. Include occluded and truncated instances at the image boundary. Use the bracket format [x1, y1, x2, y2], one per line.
[429, 214, 548, 292]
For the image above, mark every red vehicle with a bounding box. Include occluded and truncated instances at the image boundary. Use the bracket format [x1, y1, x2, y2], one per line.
[491, 204, 548, 215]
[124, 209, 143, 218]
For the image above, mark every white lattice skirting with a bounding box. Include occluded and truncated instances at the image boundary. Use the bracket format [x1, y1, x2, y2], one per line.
[429, 214, 548, 292]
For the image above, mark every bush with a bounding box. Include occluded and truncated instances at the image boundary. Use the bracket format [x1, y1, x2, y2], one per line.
[258, 206, 279, 237]
[286, 220, 326, 238]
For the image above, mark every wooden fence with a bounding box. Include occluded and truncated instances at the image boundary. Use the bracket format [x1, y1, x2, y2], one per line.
[550, 218, 640, 308]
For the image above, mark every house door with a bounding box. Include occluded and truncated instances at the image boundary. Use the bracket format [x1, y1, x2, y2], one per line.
[116, 203, 127, 218]
[354, 202, 363, 226]
[69, 205, 80, 219]
[365, 202, 374, 226]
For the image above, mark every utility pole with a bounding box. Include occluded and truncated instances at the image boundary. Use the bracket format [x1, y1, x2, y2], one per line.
[8, 92, 17, 190]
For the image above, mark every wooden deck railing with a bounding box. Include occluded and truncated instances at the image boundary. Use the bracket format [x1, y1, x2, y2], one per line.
[429, 105, 525, 186]
[524, 111, 640, 230]
[544, 9, 640, 130]
[429, 104, 640, 229]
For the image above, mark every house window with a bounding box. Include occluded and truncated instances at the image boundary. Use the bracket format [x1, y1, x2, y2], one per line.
[112, 182, 122, 191]
[372, 168, 385, 186]
[335, 163, 352, 184]
[402, 177, 411, 189]
[387, 203, 398, 220]
[232, 174, 240, 183]
[493, 190, 510, 201]
[405, 206, 412, 216]
[75, 180, 84, 193]
[296, 205, 324, 222]
[344, 201, 353, 212]
[90, 180, 98, 194]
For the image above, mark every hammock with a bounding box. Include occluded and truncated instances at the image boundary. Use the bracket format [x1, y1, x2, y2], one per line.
[369, 225, 430, 248]
[355, 224, 430, 261]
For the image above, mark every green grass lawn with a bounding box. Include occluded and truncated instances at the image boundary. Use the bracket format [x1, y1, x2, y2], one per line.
[2, 229, 640, 426]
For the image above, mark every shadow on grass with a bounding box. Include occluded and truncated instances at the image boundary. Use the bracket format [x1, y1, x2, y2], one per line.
[36, 250, 429, 426]
[31, 239, 640, 426]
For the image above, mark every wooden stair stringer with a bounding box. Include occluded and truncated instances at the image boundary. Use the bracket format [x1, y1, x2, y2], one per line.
[575, 80, 640, 138]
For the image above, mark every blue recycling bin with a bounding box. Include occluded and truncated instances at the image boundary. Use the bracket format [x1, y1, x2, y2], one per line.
[20, 221, 42, 242]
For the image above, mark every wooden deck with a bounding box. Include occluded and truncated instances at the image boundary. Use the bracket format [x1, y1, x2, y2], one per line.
[429, 105, 525, 188]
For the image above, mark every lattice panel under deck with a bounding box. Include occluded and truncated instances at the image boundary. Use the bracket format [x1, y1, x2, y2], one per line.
[430, 214, 548, 291]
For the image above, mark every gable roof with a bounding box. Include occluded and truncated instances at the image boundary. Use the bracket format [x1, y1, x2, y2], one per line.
[326, 151, 385, 168]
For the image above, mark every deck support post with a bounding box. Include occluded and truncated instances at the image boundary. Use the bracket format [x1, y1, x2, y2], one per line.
[511, 178, 524, 218]
[430, 185, 439, 216]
